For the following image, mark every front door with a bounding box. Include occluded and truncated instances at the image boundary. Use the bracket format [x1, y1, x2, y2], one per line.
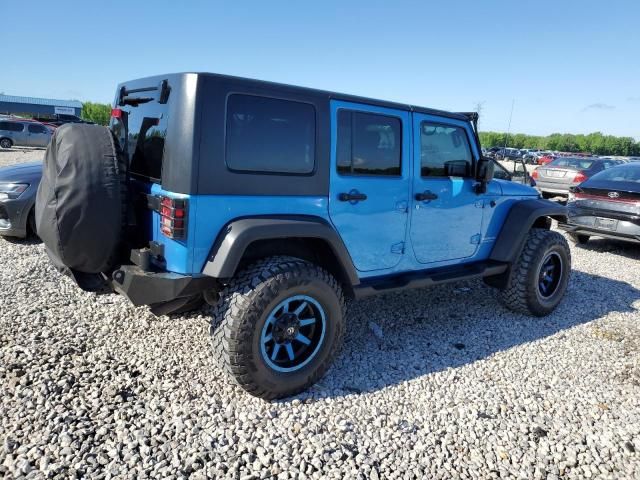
[328, 101, 410, 272]
[410, 114, 483, 264]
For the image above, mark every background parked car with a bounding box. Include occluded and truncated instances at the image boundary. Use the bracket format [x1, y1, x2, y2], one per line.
[537, 153, 557, 165]
[522, 149, 544, 164]
[31, 113, 93, 127]
[562, 162, 640, 244]
[0, 161, 42, 237]
[495, 147, 522, 160]
[0, 119, 52, 148]
[532, 157, 624, 198]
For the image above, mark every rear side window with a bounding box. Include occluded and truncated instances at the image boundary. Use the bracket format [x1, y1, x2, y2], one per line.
[111, 84, 171, 182]
[551, 158, 594, 169]
[591, 165, 640, 182]
[28, 124, 47, 134]
[337, 110, 401, 176]
[0, 122, 24, 132]
[420, 123, 472, 177]
[225, 94, 315, 174]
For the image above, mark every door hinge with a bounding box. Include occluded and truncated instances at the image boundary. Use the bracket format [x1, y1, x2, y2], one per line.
[470, 234, 481, 245]
[474, 200, 485, 208]
[391, 242, 405, 254]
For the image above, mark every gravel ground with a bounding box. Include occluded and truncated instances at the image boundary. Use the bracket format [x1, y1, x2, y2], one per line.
[0, 147, 45, 168]
[1, 150, 639, 479]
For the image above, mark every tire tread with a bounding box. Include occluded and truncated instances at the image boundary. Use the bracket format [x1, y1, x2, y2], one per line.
[210, 256, 345, 400]
[499, 228, 571, 316]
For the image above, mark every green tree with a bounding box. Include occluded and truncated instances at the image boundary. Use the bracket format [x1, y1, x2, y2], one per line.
[81, 101, 111, 126]
[480, 130, 640, 156]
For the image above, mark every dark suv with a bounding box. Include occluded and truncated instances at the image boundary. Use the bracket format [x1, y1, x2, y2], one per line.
[36, 73, 571, 399]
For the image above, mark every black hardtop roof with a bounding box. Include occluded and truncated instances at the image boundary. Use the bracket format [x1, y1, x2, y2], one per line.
[122, 72, 473, 122]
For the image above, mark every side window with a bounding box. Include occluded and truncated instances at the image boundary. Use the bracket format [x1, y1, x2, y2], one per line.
[337, 110, 401, 176]
[28, 124, 46, 134]
[225, 94, 315, 174]
[420, 122, 473, 177]
[1, 122, 24, 132]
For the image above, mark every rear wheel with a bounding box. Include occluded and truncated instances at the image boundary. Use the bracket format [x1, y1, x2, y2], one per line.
[0, 138, 12, 149]
[210, 256, 345, 400]
[499, 228, 571, 316]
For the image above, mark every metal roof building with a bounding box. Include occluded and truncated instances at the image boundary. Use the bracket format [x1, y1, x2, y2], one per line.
[0, 94, 83, 117]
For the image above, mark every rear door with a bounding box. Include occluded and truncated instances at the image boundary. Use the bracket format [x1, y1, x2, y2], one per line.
[26, 123, 50, 147]
[409, 114, 483, 264]
[328, 100, 410, 272]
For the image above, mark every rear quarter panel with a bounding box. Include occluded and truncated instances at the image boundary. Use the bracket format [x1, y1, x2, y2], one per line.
[150, 184, 329, 274]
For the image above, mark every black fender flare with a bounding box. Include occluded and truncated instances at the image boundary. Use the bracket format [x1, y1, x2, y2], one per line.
[202, 215, 360, 285]
[489, 198, 568, 264]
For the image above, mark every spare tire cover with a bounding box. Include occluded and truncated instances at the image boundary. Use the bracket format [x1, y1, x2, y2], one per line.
[36, 123, 127, 274]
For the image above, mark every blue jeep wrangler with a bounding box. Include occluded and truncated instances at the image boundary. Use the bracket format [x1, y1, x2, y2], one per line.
[36, 73, 570, 399]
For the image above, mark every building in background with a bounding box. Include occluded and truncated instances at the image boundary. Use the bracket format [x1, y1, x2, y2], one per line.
[0, 94, 82, 119]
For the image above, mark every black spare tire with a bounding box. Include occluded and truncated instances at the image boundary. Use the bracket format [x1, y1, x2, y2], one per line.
[36, 123, 128, 276]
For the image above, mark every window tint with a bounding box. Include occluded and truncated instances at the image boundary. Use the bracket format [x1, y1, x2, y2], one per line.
[112, 99, 169, 182]
[226, 95, 315, 174]
[337, 110, 401, 176]
[0, 121, 24, 132]
[591, 164, 640, 182]
[550, 158, 594, 169]
[420, 123, 472, 177]
[28, 124, 47, 134]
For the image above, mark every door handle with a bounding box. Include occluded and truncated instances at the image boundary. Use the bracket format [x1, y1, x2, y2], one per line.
[338, 191, 367, 202]
[415, 191, 438, 201]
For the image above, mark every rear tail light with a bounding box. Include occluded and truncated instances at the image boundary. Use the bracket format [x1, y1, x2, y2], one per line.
[111, 108, 123, 119]
[531, 169, 539, 180]
[572, 172, 587, 183]
[159, 196, 187, 239]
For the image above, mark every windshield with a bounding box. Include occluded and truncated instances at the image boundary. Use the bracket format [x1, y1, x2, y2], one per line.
[549, 158, 594, 169]
[590, 164, 640, 183]
[110, 85, 169, 182]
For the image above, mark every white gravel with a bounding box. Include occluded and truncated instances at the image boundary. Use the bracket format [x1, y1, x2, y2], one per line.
[0, 147, 45, 168]
[1, 151, 639, 479]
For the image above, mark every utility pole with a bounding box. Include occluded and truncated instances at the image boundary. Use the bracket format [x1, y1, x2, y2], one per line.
[474, 101, 485, 130]
[505, 99, 515, 149]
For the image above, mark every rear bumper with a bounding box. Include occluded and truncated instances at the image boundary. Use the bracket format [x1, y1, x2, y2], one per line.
[560, 223, 640, 244]
[560, 207, 640, 243]
[110, 265, 218, 306]
[536, 183, 571, 196]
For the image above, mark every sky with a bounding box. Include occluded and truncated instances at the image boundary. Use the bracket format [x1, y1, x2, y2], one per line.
[2, 0, 639, 139]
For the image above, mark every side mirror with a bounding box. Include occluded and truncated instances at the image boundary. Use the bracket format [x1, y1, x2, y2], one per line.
[477, 156, 495, 183]
[474, 157, 495, 194]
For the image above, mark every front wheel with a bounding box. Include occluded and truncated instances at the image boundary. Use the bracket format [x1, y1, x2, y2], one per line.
[0, 138, 12, 149]
[499, 229, 571, 316]
[210, 256, 345, 400]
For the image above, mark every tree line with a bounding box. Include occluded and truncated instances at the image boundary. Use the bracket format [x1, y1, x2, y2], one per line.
[80, 102, 111, 126]
[479, 131, 640, 156]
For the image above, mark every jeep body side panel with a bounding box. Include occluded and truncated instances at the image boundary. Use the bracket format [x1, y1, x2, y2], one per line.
[489, 198, 568, 263]
[203, 216, 359, 285]
[191, 196, 332, 274]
